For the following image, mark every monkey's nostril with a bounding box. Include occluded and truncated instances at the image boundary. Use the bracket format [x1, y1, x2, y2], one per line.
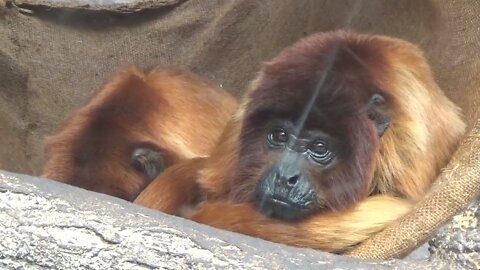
[287, 175, 299, 186]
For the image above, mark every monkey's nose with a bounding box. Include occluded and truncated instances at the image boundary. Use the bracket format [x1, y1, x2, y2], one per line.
[274, 166, 301, 188]
[286, 175, 299, 186]
[256, 166, 316, 220]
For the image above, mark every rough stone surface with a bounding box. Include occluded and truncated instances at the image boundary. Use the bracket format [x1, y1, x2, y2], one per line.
[0, 170, 447, 270]
[9, 0, 181, 12]
[429, 197, 480, 270]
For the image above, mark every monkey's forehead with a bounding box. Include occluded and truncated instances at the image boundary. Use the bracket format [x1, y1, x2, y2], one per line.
[241, 94, 366, 139]
[246, 69, 377, 117]
[258, 31, 418, 90]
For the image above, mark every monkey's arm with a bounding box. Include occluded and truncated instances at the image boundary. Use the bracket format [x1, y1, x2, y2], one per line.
[183, 195, 412, 253]
[134, 158, 205, 214]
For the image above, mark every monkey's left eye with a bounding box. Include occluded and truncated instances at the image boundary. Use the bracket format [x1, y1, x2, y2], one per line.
[267, 128, 289, 147]
[309, 140, 334, 165]
[311, 141, 328, 155]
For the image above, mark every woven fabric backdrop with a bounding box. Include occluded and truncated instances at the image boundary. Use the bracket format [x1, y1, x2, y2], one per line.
[1, 0, 479, 259]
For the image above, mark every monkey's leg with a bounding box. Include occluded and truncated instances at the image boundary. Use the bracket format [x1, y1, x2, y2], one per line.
[134, 158, 204, 214]
[183, 195, 412, 253]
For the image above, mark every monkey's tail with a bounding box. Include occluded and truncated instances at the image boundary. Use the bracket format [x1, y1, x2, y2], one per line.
[185, 195, 412, 253]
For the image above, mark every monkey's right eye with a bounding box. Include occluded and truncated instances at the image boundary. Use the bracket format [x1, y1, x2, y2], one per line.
[267, 128, 289, 147]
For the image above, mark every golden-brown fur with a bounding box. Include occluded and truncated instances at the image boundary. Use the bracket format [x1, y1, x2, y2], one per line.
[135, 157, 206, 214]
[42, 67, 237, 201]
[370, 38, 465, 199]
[183, 195, 412, 253]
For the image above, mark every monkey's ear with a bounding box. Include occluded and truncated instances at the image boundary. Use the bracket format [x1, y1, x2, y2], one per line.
[367, 93, 390, 137]
[131, 147, 166, 180]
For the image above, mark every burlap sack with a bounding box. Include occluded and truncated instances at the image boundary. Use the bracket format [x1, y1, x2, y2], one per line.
[1, 0, 479, 259]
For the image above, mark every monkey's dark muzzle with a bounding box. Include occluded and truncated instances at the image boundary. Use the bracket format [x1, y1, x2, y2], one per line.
[255, 166, 316, 220]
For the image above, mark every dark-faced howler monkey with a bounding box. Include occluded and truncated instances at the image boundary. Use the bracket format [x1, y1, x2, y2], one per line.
[135, 31, 465, 253]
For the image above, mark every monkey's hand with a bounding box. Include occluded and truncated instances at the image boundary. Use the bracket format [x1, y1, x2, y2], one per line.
[182, 195, 412, 253]
[134, 158, 205, 214]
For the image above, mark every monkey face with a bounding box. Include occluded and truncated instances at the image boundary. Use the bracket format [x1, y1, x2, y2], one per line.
[229, 33, 393, 220]
[240, 107, 382, 220]
[254, 122, 339, 220]
[230, 90, 388, 220]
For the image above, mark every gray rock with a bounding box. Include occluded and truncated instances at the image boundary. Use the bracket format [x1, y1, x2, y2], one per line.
[0, 169, 478, 269]
[9, 0, 181, 12]
[429, 196, 480, 270]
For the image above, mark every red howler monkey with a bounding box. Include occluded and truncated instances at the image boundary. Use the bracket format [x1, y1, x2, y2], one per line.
[135, 31, 465, 253]
[42, 67, 237, 201]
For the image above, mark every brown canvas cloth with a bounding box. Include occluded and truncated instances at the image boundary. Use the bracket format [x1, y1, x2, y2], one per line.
[1, 0, 479, 259]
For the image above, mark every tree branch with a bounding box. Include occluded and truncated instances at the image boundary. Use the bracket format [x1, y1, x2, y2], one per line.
[0, 170, 466, 269]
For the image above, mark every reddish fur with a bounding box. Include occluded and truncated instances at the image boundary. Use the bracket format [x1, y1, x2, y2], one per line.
[42, 67, 237, 201]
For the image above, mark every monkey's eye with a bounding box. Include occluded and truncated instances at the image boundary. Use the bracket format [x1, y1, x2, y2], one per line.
[309, 140, 334, 165]
[267, 128, 289, 147]
[311, 141, 328, 155]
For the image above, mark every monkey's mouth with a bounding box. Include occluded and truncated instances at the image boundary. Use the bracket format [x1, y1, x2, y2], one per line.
[258, 196, 314, 220]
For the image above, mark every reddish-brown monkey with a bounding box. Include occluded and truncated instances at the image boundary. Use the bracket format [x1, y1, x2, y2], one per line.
[136, 31, 465, 253]
[42, 67, 237, 201]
